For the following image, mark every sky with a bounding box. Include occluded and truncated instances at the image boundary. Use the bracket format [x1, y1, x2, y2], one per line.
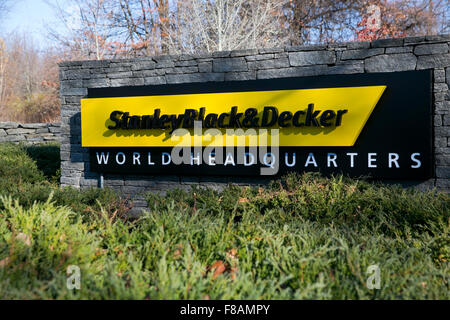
[1, 0, 59, 48]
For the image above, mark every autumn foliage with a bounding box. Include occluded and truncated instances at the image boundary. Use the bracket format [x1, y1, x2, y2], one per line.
[0, 0, 448, 122]
[0, 35, 60, 122]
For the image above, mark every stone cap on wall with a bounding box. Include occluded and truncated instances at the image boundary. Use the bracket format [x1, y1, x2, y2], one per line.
[58, 34, 450, 68]
[0, 122, 61, 144]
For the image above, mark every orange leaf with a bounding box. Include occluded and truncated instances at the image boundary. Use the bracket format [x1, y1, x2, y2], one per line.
[210, 260, 226, 279]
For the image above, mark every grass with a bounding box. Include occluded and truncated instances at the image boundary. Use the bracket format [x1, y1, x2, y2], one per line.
[0, 142, 448, 299]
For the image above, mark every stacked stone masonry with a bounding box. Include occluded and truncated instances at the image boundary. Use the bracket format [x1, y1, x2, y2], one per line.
[59, 34, 450, 207]
[0, 122, 61, 144]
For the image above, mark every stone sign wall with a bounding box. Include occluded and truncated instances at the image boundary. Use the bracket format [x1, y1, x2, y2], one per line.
[0, 122, 61, 144]
[59, 35, 450, 202]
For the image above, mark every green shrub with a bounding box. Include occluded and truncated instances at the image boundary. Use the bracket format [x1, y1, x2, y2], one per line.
[0, 143, 129, 219]
[0, 196, 100, 299]
[0, 142, 448, 299]
[1, 188, 448, 299]
[0, 143, 45, 187]
[53, 186, 132, 223]
[25, 143, 60, 182]
[145, 173, 449, 238]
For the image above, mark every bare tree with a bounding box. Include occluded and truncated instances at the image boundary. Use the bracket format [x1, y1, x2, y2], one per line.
[166, 0, 287, 54]
[354, 0, 450, 41]
[46, 0, 117, 60]
[112, 0, 172, 56]
[0, 33, 60, 122]
[0, 38, 7, 112]
[45, 0, 450, 59]
[280, 0, 369, 45]
[281, 0, 450, 45]
[393, 0, 450, 36]
[47, 0, 173, 58]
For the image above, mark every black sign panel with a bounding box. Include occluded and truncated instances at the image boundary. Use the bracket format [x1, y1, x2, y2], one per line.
[87, 70, 433, 180]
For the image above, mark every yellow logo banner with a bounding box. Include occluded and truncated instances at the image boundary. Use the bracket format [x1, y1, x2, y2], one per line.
[81, 86, 386, 147]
